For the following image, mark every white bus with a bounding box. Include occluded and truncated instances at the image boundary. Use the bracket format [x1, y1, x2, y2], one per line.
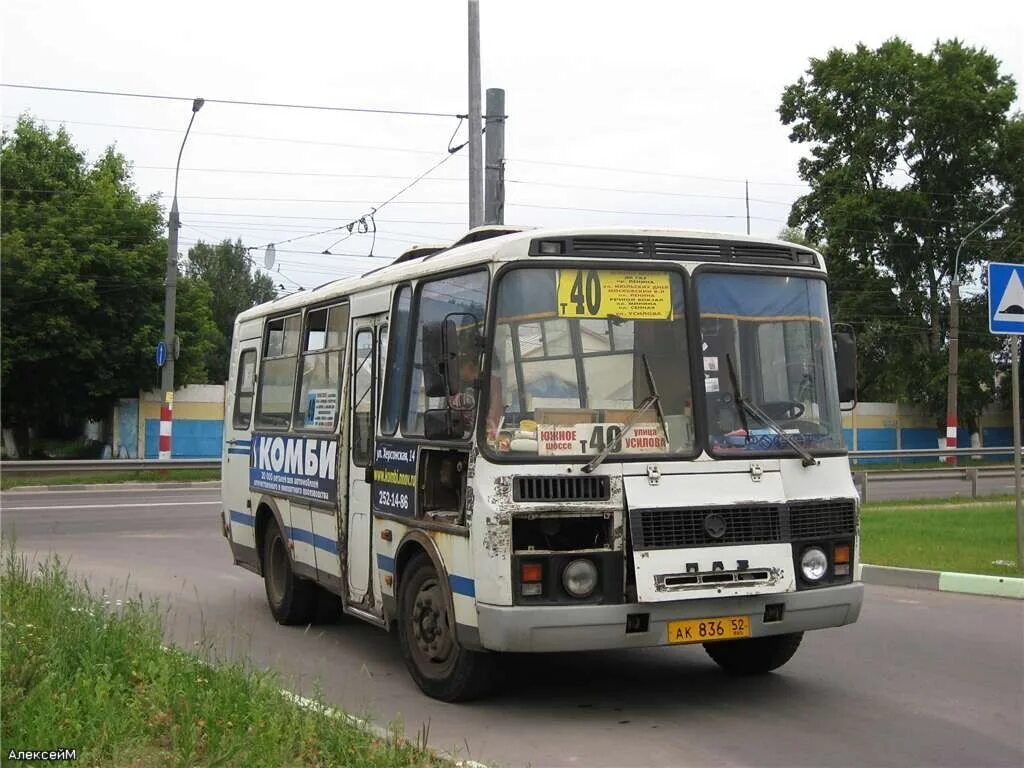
[221, 226, 862, 701]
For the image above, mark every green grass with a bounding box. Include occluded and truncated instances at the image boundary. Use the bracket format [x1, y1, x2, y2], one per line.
[0, 551, 447, 767]
[1, 469, 220, 490]
[860, 498, 1023, 577]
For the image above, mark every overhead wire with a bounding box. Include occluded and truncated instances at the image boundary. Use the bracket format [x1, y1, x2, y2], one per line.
[0, 83, 464, 119]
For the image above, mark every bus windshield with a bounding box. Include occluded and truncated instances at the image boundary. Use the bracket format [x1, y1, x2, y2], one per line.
[697, 272, 844, 456]
[485, 267, 695, 458]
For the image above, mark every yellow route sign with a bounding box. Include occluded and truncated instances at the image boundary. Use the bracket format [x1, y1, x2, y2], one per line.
[556, 269, 672, 320]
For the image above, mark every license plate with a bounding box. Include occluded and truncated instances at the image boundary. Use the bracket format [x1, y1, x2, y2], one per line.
[667, 615, 750, 644]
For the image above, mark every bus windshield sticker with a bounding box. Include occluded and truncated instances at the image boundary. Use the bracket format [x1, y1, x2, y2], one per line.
[249, 434, 338, 505]
[705, 377, 720, 392]
[536, 422, 666, 455]
[704, 356, 719, 372]
[373, 441, 417, 516]
[556, 270, 672, 320]
[305, 389, 338, 428]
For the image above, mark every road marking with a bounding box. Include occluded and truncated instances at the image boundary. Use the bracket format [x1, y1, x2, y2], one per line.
[1, 485, 218, 496]
[1, 501, 221, 511]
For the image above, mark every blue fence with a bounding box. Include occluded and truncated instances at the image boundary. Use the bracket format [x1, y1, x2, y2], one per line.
[845, 425, 1016, 463]
[144, 419, 224, 459]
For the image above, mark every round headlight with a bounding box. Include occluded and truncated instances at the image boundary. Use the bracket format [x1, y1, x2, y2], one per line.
[562, 559, 598, 598]
[800, 547, 828, 581]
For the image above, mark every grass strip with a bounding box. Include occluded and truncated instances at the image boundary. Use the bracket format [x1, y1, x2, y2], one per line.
[860, 499, 1023, 577]
[1, 469, 220, 490]
[0, 551, 447, 767]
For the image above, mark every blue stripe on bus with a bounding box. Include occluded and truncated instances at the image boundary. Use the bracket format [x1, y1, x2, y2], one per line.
[285, 526, 340, 556]
[448, 574, 476, 598]
[376, 554, 472, 596]
[227, 448, 251, 455]
[230, 510, 255, 526]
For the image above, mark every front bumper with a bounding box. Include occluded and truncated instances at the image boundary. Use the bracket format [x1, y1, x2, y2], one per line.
[476, 582, 863, 652]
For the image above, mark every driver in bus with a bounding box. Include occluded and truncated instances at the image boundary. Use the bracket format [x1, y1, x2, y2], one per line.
[449, 353, 504, 437]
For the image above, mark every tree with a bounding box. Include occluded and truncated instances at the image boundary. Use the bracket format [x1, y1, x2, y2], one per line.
[0, 116, 211, 455]
[185, 239, 277, 383]
[779, 39, 1019, 435]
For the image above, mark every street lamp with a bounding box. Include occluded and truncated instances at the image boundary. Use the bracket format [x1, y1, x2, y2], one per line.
[944, 202, 1011, 462]
[159, 97, 204, 461]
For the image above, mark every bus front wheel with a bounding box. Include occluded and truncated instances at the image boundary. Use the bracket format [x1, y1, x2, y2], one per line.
[703, 631, 803, 674]
[262, 519, 316, 625]
[397, 554, 493, 701]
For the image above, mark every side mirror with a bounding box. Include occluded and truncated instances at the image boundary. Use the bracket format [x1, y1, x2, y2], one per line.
[422, 319, 459, 398]
[833, 323, 857, 409]
[424, 408, 467, 440]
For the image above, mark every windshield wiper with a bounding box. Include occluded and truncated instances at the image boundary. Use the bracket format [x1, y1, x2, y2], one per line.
[641, 354, 671, 447]
[724, 354, 819, 468]
[583, 355, 669, 474]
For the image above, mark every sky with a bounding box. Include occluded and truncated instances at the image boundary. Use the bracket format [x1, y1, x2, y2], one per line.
[2, 0, 1022, 291]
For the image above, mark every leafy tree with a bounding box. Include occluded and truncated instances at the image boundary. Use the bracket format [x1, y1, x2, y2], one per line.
[780, 39, 1018, 434]
[185, 239, 277, 383]
[1, 116, 211, 455]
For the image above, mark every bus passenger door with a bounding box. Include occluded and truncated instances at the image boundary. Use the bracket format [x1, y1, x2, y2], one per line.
[223, 342, 259, 554]
[346, 316, 383, 610]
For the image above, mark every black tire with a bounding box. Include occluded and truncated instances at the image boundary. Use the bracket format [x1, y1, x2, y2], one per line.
[397, 554, 493, 701]
[262, 518, 316, 625]
[703, 631, 803, 675]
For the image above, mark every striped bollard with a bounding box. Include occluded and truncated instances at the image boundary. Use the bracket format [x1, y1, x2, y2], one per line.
[946, 417, 957, 466]
[159, 393, 174, 460]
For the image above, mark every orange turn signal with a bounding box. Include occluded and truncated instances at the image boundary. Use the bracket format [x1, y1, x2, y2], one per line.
[834, 545, 851, 564]
[521, 563, 543, 583]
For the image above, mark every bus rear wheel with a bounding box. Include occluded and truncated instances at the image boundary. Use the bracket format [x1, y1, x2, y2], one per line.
[703, 631, 803, 675]
[262, 519, 316, 625]
[397, 554, 492, 701]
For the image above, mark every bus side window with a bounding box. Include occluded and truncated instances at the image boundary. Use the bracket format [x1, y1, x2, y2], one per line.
[352, 330, 374, 466]
[380, 286, 411, 435]
[233, 349, 257, 429]
[256, 313, 301, 428]
[293, 304, 349, 430]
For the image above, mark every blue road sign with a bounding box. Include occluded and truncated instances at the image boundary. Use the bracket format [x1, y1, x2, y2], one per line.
[989, 261, 1024, 335]
[156, 340, 167, 367]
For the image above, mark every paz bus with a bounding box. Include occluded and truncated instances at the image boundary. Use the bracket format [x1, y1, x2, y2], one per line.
[221, 226, 863, 701]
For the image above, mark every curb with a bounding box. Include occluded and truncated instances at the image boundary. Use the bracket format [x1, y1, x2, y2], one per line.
[858, 563, 1024, 599]
[3, 481, 220, 492]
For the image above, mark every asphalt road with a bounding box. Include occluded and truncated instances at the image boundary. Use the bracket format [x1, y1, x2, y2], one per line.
[3, 485, 1023, 768]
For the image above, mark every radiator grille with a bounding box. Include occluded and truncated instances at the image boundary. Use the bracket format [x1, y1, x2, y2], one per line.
[630, 499, 857, 549]
[513, 475, 611, 502]
[632, 505, 782, 549]
[789, 499, 857, 539]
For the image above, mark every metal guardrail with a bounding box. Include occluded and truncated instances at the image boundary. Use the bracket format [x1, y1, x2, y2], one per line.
[848, 447, 1020, 502]
[0, 458, 220, 476]
[849, 447, 1016, 459]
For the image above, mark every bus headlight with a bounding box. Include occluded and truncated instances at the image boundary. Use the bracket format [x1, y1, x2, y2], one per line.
[800, 547, 828, 581]
[562, 559, 598, 598]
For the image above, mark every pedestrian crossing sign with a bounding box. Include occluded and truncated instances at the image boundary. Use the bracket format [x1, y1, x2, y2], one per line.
[989, 261, 1024, 335]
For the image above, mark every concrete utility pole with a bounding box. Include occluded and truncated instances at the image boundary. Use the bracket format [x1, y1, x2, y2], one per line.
[467, 0, 483, 229]
[945, 203, 1010, 464]
[160, 97, 204, 460]
[484, 87, 505, 225]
